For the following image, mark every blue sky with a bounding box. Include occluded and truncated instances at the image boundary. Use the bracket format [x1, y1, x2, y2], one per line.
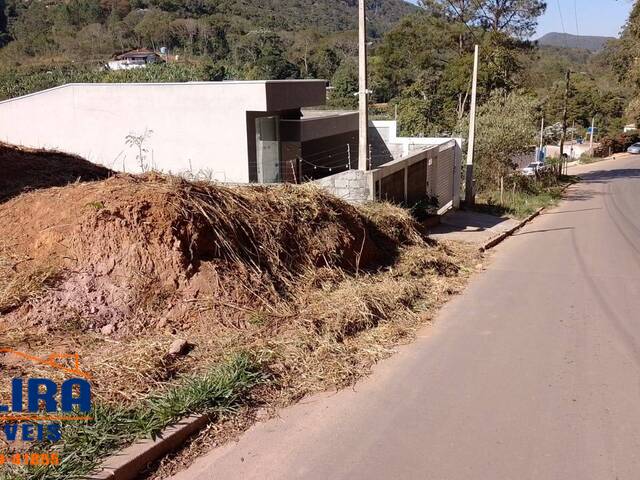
[536, 0, 633, 38]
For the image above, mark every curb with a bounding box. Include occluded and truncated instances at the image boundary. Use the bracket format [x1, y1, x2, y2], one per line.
[89, 414, 210, 480]
[479, 181, 576, 252]
[479, 208, 544, 252]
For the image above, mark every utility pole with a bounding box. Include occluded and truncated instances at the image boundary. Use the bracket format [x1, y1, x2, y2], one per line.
[538, 116, 545, 161]
[465, 44, 479, 206]
[589, 116, 596, 153]
[559, 69, 570, 176]
[358, 0, 368, 171]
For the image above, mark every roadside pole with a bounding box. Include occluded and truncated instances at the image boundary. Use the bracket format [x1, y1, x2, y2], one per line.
[538, 116, 544, 161]
[559, 69, 570, 176]
[358, 0, 368, 171]
[590, 116, 595, 153]
[465, 44, 479, 206]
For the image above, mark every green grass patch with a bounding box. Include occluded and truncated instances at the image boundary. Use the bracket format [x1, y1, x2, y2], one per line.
[473, 174, 577, 219]
[6, 353, 265, 480]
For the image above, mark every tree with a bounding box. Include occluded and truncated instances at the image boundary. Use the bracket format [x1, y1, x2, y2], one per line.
[424, 0, 546, 38]
[9, 1, 57, 56]
[474, 0, 546, 38]
[0, 0, 7, 34]
[370, 13, 456, 103]
[457, 90, 539, 191]
[328, 60, 358, 108]
[395, 84, 447, 137]
[0, 0, 8, 47]
[134, 8, 172, 48]
[233, 31, 299, 80]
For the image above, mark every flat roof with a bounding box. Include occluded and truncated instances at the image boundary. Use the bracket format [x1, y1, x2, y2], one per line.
[0, 79, 328, 111]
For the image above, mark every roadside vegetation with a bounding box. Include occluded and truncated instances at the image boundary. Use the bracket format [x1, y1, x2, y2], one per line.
[473, 171, 577, 219]
[8, 355, 263, 480]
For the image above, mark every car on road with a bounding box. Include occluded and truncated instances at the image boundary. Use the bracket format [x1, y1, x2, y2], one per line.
[521, 161, 544, 176]
[627, 143, 640, 154]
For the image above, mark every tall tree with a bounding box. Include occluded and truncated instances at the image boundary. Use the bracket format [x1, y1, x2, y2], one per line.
[423, 0, 546, 38]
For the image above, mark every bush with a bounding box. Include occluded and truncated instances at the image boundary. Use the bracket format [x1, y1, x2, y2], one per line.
[457, 90, 539, 192]
[594, 132, 640, 157]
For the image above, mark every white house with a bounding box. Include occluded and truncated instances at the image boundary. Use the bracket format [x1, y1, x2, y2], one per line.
[107, 49, 164, 71]
[0, 80, 368, 183]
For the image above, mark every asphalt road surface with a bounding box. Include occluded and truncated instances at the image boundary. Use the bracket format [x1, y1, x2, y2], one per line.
[170, 154, 640, 480]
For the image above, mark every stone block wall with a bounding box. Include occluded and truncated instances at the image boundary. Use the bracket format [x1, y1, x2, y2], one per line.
[313, 169, 371, 204]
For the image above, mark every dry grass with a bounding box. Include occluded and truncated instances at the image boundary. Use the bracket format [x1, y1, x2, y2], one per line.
[0, 173, 482, 479]
[140, 241, 479, 479]
[0, 244, 59, 314]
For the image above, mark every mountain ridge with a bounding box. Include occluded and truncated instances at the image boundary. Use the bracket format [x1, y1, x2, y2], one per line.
[537, 32, 615, 52]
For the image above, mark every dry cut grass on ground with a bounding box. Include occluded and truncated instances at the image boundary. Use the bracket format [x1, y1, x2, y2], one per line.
[0, 173, 481, 479]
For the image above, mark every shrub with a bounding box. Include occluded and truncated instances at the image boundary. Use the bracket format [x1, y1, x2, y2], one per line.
[594, 132, 640, 157]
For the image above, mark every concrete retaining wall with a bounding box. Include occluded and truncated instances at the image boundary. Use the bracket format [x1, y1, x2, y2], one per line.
[314, 140, 461, 212]
[313, 169, 371, 204]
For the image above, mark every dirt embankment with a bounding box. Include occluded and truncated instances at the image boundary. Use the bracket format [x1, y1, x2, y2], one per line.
[0, 142, 112, 203]
[0, 174, 417, 335]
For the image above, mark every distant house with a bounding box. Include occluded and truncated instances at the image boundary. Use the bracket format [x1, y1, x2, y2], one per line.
[107, 49, 164, 71]
[624, 124, 637, 133]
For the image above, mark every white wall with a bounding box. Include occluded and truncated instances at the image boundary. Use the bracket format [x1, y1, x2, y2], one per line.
[371, 120, 463, 157]
[0, 80, 326, 183]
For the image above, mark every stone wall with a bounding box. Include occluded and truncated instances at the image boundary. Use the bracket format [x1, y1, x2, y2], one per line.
[313, 169, 371, 204]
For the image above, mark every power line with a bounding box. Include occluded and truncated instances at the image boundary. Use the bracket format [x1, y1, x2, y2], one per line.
[573, 0, 581, 49]
[556, 0, 569, 48]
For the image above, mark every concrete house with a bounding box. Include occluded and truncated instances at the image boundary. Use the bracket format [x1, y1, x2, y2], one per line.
[107, 49, 164, 70]
[0, 79, 461, 209]
[0, 80, 365, 183]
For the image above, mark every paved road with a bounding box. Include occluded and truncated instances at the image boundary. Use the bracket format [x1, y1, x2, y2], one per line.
[170, 155, 640, 480]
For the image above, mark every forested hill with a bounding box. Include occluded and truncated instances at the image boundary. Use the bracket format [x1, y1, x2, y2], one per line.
[229, 0, 417, 34]
[0, 0, 417, 72]
[0, 0, 418, 100]
[0, 0, 416, 43]
[537, 32, 615, 52]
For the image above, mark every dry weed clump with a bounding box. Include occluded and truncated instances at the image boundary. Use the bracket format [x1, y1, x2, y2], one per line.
[0, 173, 480, 405]
[258, 241, 476, 403]
[0, 243, 59, 314]
[140, 240, 480, 480]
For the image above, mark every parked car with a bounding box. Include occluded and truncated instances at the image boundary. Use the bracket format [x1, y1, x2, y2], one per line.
[627, 142, 640, 154]
[521, 161, 544, 176]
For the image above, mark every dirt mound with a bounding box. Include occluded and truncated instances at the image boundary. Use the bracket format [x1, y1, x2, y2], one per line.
[0, 174, 420, 336]
[0, 142, 112, 203]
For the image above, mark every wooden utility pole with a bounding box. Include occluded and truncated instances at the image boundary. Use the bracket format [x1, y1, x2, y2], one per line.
[358, 0, 368, 171]
[465, 44, 479, 206]
[559, 69, 571, 176]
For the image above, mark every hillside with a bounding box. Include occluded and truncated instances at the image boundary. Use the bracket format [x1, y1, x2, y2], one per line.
[0, 0, 417, 41]
[0, 0, 417, 85]
[537, 32, 615, 52]
[226, 0, 417, 35]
